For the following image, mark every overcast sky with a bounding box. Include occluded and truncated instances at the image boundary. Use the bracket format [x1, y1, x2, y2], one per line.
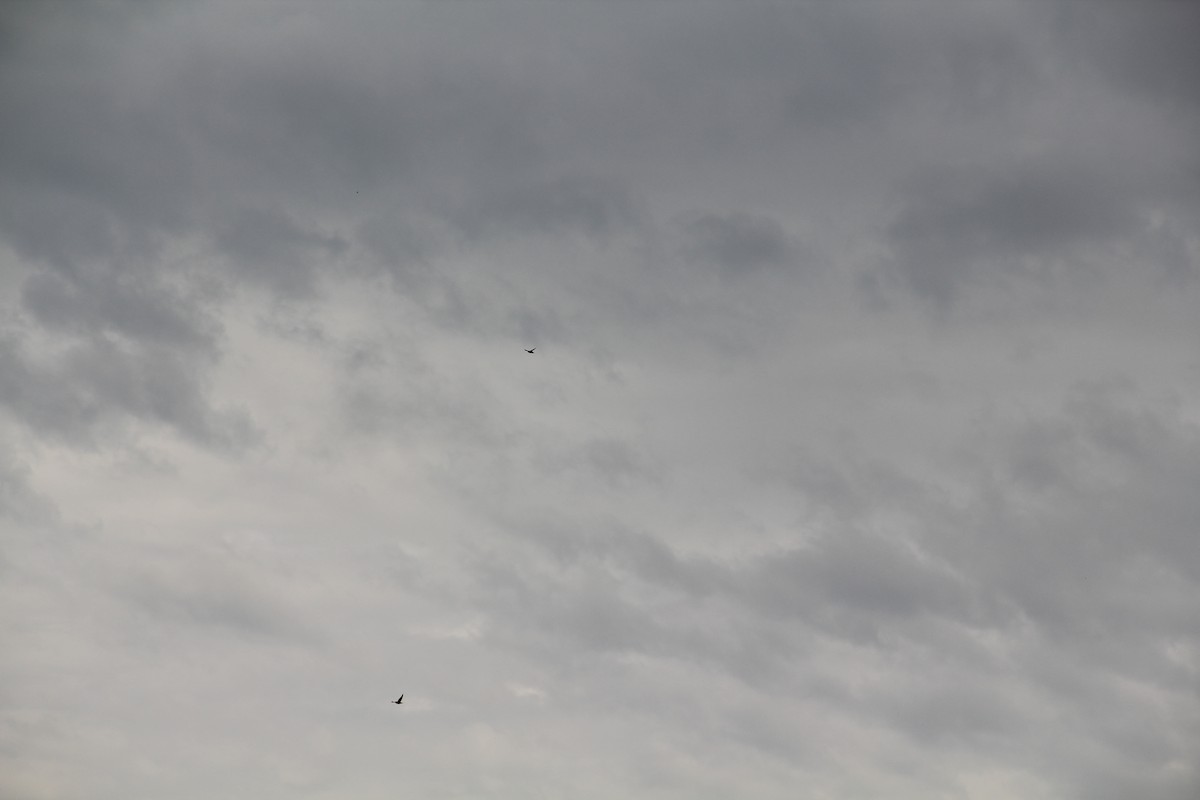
[1, 2, 1198, 798]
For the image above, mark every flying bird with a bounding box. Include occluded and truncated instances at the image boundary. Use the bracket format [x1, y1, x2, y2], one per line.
[525, 348, 536, 354]
[391, 695, 404, 705]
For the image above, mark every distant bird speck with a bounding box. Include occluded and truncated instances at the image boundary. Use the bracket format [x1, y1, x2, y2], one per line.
[525, 348, 536, 354]
[391, 695, 403, 705]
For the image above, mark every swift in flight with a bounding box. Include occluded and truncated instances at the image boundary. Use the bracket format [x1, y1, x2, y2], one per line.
[391, 695, 404, 705]
[525, 348, 536, 354]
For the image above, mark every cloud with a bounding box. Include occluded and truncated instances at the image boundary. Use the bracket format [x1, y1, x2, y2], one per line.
[448, 175, 640, 244]
[21, 269, 215, 349]
[881, 158, 1137, 306]
[0, 332, 254, 449]
[1, 3, 1198, 799]
[1059, 1, 1200, 117]
[878, 151, 1200, 307]
[680, 212, 797, 277]
[117, 551, 318, 645]
[459, 379, 1200, 796]
[0, 447, 54, 524]
[213, 206, 347, 297]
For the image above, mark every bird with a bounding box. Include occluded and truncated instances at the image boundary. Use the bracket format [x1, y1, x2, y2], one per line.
[525, 348, 536, 354]
[391, 695, 404, 705]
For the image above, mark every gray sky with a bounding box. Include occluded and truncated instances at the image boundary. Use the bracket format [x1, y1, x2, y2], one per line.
[1, 2, 1198, 798]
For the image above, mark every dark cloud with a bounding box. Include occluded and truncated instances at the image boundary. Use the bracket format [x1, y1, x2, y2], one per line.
[448, 175, 640, 244]
[212, 206, 347, 297]
[749, 535, 974, 632]
[616, 2, 1032, 139]
[882, 158, 1140, 306]
[1059, 1, 1200, 117]
[21, 269, 215, 349]
[0, 333, 254, 449]
[680, 212, 796, 277]
[0, 1, 552, 280]
[356, 215, 441, 281]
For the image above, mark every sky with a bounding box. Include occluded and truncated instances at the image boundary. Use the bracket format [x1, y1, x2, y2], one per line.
[1, 1, 1198, 798]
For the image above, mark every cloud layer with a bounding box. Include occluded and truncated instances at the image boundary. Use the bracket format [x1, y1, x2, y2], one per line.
[2, 2, 1198, 798]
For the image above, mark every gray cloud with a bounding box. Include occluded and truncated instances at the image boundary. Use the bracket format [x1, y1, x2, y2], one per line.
[213, 206, 347, 297]
[448, 175, 640, 244]
[118, 554, 317, 645]
[882, 158, 1142, 306]
[680, 212, 796, 277]
[21, 269, 215, 349]
[531, 435, 658, 490]
[2, 3, 1198, 799]
[0, 332, 254, 448]
[0, 448, 54, 525]
[1059, 1, 1200, 116]
[457, 379, 1200, 797]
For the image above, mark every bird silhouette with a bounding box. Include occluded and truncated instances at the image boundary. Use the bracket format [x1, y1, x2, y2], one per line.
[391, 695, 404, 705]
[525, 348, 536, 354]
